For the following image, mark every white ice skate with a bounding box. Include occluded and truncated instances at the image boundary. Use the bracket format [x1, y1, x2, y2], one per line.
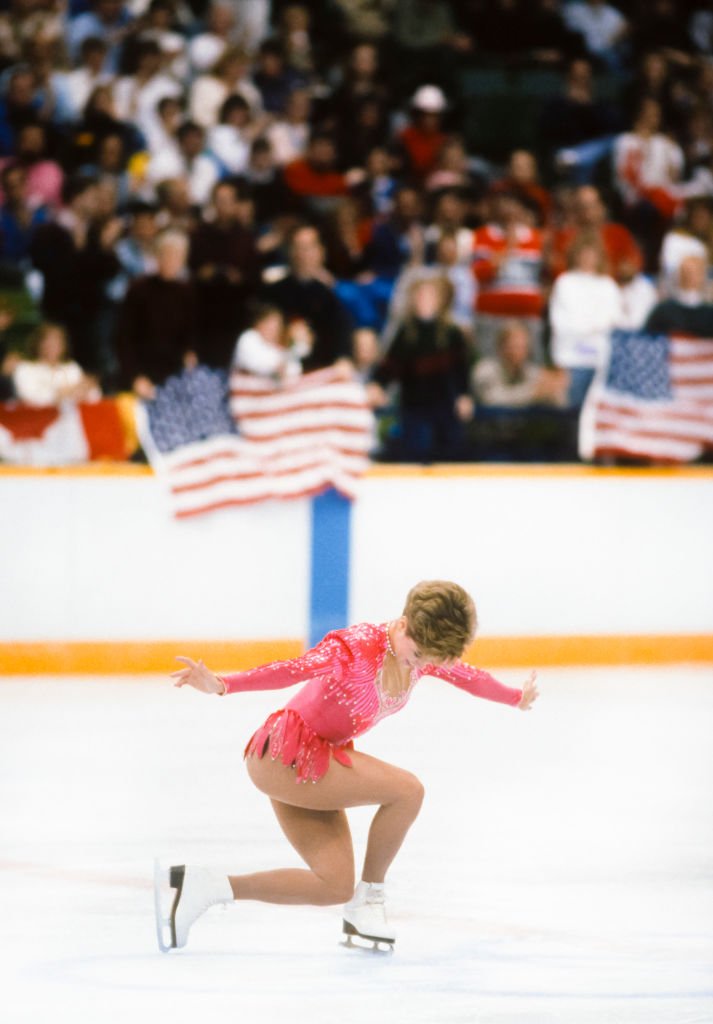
[341, 881, 396, 953]
[153, 860, 233, 952]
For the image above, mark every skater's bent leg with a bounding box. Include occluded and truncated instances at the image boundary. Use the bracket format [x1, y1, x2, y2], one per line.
[229, 803, 355, 905]
[246, 750, 425, 888]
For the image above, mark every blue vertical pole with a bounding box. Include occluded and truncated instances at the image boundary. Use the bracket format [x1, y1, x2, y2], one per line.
[308, 488, 351, 648]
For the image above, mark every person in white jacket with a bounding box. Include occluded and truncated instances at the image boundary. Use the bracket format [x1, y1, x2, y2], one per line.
[549, 240, 624, 406]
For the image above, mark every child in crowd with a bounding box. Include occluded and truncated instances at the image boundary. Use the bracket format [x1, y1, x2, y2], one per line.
[232, 303, 312, 380]
[12, 322, 100, 406]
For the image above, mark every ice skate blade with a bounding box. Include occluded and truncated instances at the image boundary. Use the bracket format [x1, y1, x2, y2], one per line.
[153, 860, 184, 953]
[341, 920, 395, 954]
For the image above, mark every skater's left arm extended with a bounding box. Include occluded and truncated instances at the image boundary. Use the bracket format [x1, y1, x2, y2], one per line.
[427, 662, 539, 711]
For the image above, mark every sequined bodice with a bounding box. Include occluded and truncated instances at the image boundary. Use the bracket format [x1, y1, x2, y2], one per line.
[219, 621, 523, 744]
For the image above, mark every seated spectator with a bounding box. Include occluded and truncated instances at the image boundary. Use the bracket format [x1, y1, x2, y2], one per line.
[0, 299, 18, 400]
[371, 275, 473, 462]
[244, 137, 295, 229]
[154, 176, 199, 234]
[424, 189, 474, 265]
[613, 98, 685, 270]
[207, 94, 258, 177]
[617, 258, 659, 330]
[252, 39, 306, 115]
[67, 0, 134, 75]
[70, 83, 144, 169]
[283, 132, 362, 216]
[324, 41, 389, 127]
[189, 179, 261, 367]
[363, 184, 426, 282]
[232, 302, 311, 380]
[106, 200, 159, 303]
[336, 94, 391, 172]
[645, 254, 713, 336]
[112, 37, 183, 145]
[147, 120, 219, 206]
[266, 88, 312, 166]
[396, 85, 448, 183]
[261, 223, 354, 372]
[539, 58, 621, 179]
[0, 162, 51, 266]
[360, 145, 398, 216]
[78, 131, 133, 212]
[561, 0, 629, 70]
[29, 173, 121, 379]
[54, 36, 112, 124]
[471, 190, 546, 360]
[116, 228, 198, 398]
[424, 136, 475, 195]
[0, 122, 63, 211]
[392, 0, 471, 95]
[141, 94, 183, 160]
[549, 184, 643, 285]
[622, 50, 680, 130]
[277, 4, 315, 77]
[659, 197, 713, 295]
[0, 65, 46, 158]
[549, 239, 623, 405]
[134, 0, 188, 82]
[12, 321, 100, 406]
[490, 150, 552, 228]
[630, 0, 694, 63]
[188, 2, 239, 75]
[189, 46, 262, 130]
[472, 320, 567, 409]
[520, 0, 587, 67]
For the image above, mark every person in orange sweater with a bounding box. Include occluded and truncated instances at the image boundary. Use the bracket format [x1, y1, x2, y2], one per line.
[549, 185, 643, 284]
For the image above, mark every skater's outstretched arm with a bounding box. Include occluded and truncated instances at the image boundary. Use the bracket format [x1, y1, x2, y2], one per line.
[426, 662, 539, 710]
[171, 633, 350, 696]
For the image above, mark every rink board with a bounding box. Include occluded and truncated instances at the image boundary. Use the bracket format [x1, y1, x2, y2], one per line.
[1, 465, 712, 672]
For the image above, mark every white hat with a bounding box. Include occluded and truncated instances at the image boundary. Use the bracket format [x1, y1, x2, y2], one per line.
[411, 84, 447, 112]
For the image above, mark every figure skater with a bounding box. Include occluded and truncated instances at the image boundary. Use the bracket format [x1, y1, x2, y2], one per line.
[156, 580, 539, 952]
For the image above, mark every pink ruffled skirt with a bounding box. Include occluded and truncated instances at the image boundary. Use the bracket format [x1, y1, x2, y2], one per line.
[244, 708, 354, 784]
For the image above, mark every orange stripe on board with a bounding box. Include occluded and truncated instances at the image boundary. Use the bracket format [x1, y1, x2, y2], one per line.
[0, 640, 303, 675]
[0, 635, 711, 675]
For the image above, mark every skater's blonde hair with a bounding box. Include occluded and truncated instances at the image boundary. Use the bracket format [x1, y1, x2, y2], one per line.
[402, 580, 476, 660]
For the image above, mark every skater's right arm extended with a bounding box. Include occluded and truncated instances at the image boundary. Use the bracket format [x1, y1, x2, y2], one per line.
[171, 634, 349, 696]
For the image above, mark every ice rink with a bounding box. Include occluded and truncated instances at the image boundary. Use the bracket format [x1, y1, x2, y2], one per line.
[2, 666, 712, 1024]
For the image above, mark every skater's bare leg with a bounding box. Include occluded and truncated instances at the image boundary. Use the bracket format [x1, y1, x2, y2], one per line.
[243, 750, 424, 893]
[230, 803, 355, 905]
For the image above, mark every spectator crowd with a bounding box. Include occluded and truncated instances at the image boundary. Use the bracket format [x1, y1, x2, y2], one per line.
[0, 0, 712, 464]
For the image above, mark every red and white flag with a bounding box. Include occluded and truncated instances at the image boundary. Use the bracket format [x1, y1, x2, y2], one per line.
[579, 331, 713, 463]
[0, 399, 129, 465]
[140, 367, 376, 518]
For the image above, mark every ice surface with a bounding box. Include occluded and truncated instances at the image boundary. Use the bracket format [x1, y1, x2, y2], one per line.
[1, 667, 712, 1024]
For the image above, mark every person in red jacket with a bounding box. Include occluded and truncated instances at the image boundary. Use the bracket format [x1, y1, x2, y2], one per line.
[397, 84, 449, 182]
[549, 185, 643, 284]
[283, 131, 364, 215]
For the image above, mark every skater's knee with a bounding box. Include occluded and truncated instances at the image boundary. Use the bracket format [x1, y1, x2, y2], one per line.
[400, 771, 425, 813]
[316, 871, 355, 905]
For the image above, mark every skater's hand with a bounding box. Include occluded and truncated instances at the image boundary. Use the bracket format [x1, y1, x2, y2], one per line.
[171, 657, 226, 695]
[518, 671, 539, 711]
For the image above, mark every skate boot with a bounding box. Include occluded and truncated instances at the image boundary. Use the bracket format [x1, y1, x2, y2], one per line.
[154, 861, 233, 952]
[341, 881, 395, 952]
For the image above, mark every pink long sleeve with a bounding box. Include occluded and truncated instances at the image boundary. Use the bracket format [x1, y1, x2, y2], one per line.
[219, 633, 349, 695]
[427, 661, 522, 707]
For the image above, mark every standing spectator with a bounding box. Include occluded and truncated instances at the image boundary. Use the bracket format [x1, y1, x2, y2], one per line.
[261, 223, 354, 372]
[372, 275, 473, 462]
[116, 229, 198, 397]
[549, 239, 623, 406]
[363, 184, 426, 283]
[189, 180, 261, 368]
[472, 319, 567, 410]
[0, 65, 45, 157]
[232, 302, 311, 380]
[645, 255, 713, 336]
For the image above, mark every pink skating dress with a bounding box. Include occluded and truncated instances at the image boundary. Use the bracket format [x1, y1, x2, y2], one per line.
[219, 622, 523, 783]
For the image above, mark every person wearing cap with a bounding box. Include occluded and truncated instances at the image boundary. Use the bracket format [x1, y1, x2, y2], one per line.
[397, 85, 448, 182]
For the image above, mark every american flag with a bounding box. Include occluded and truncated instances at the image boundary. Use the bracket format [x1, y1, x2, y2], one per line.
[139, 366, 375, 518]
[579, 330, 713, 463]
